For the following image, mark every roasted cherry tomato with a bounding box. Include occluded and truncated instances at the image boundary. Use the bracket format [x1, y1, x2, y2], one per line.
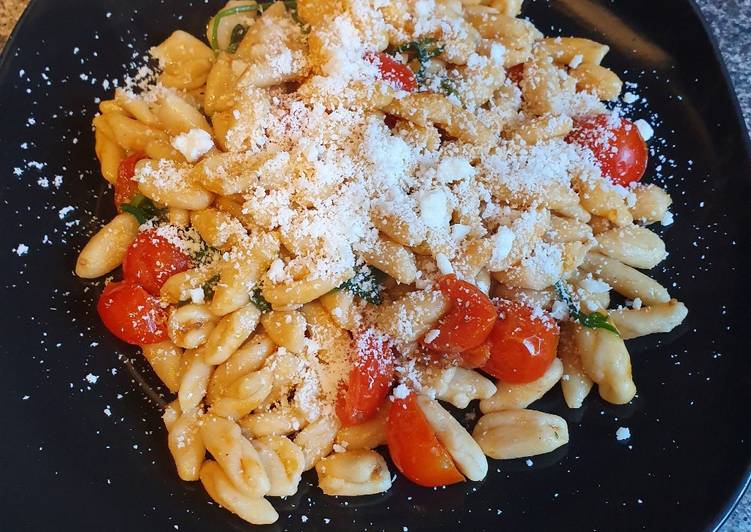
[459, 343, 491, 369]
[114, 152, 146, 210]
[566, 114, 648, 187]
[481, 300, 560, 384]
[365, 52, 418, 92]
[122, 229, 192, 296]
[97, 280, 168, 345]
[386, 394, 464, 487]
[421, 275, 497, 355]
[507, 63, 525, 84]
[336, 329, 395, 427]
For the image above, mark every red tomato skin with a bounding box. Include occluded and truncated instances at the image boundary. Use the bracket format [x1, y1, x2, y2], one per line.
[459, 343, 491, 369]
[365, 52, 418, 92]
[481, 300, 560, 384]
[97, 280, 168, 345]
[336, 329, 395, 427]
[566, 115, 648, 187]
[386, 395, 465, 487]
[421, 275, 497, 355]
[122, 230, 192, 296]
[114, 153, 146, 210]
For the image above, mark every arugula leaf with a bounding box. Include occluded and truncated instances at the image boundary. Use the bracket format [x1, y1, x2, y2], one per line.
[339, 266, 384, 305]
[202, 274, 221, 301]
[227, 24, 248, 53]
[190, 238, 218, 266]
[554, 281, 619, 335]
[250, 289, 271, 312]
[120, 194, 167, 224]
[440, 78, 458, 97]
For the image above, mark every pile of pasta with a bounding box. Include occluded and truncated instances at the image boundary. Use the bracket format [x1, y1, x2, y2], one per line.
[76, 0, 689, 525]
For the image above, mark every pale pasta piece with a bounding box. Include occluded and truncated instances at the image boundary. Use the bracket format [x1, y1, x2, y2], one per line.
[263, 270, 351, 308]
[511, 114, 573, 145]
[94, 127, 125, 184]
[480, 358, 563, 412]
[104, 113, 167, 152]
[574, 323, 636, 405]
[152, 30, 215, 90]
[161, 266, 221, 305]
[488, 0, 523, 16]
[240, 409, 307, 438]
[190, 208, 236, 249]
[200, 415, 271, 497]
[207, 333, 276, 404]
[335, 406, 388, 451]
[294, 414, 341, 471]
[211, 368, 273, 419]
[260, 310, 307, 354]
[374, 289, 449, 344]
[547, 215, 594, 243]
[539, 37, 609, 66]
[595, 225, 667, 269]
[136, 160, 214, 210]
[473, 409, 569, 459]
[200, 460, 278, 525]
[154, 90, 212, 136]
[319, 289, 360, 331]
[491, 284, 556, 310]
[204, 53, 240, 115]
[577, 179, 633, 227]
[436, 368, 497, 409]
[142, 341, 184, 393]
[203, 303, 261, 365]
[570, 63, 623, 101]
[416, 396, 488, 481]
[557, 322, 594, 409]
[465, 8, 541, 67]
[168, 207, 190, 227]
[164, 401, 206, 481]
[360, 237, 417, 284]
[630, 184, 672, 224]
[178, 349, 214, 412]
[371, 203, 427, 248]
[608, 300, 688, 340]
[519, 52, 576, 116]
[75, 213, 139, 278]
[168, 304, 218, 349]
[581, 252, 670, 305]
[316, 450, 392, 496]
[253, 435, 306, 497]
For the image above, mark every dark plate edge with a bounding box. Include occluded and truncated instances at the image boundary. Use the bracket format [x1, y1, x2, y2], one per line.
[684, 1, 751, 529]
[0, 0, 749, 529]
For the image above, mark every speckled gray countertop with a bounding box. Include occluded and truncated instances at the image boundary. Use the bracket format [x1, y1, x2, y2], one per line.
[1, 0, 750, 529]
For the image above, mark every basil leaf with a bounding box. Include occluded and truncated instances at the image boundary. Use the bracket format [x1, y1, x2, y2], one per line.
[390, 38, 444, 82]
[440, 78, 458, 96]
[554, 281, 620, 335]
[228, 24, 248, 53]
[120, 194, 167, 224]
[209, 1, 299, 51]
[339, 266, 384, 305]
[190, 239, 218, 266]
[250, 288, 271, 312]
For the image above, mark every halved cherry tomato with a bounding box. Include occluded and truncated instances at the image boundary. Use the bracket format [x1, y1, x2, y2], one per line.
[507, 63, 524, 84]
[386, 394, 464, 487]
[114, 152, 146, 210]
[421, 275, 497, 355]
[365, 52, 417, 92]
[481, 300, 560, 384]
[97, 280, 168, 345]
[566, 114, 648, 187]
[122, 229, 192, 296]
[336, 329, 395, 427]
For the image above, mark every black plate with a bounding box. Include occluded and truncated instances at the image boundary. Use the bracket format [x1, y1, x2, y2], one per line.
[1, 0, 750, 530]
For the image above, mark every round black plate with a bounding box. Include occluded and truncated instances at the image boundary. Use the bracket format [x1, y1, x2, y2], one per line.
[1, 0, 749, 530]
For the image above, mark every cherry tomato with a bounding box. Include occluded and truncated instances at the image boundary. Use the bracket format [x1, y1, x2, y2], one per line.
[365, 52, 417, 92]
[114, 152, 146, 210]
[459, 343, 491, 369]
[566, 114, 648, 187]
[336, 329, 395, 427]
[122, 229, 192, 296]
[97, 280, 168, 345]
[481, 300, 560, 384]
[507, 63, 524, 84]
[386, 394, 464, 487]
[421, 275, 497, 355]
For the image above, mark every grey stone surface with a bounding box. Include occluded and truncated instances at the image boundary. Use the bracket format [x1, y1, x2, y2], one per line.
[693, 2, 751, 527]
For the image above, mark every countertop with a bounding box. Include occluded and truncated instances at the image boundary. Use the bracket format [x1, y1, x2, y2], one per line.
[1, 0, 749, 529]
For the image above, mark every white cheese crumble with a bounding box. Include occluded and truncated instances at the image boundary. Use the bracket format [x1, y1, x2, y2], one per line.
[14, 243, 29, 256]
[622, 92, 639, 104]
[568, 54, 583, 69]
[435, 253, 454, 275]
[660, 211, 674, 226]
[423, 329, 441, 343]
[189, 287, 205, 304]
[634, 119, 654, 142]
[170, 128, 214, 162]
[616, 426, 631, 441]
